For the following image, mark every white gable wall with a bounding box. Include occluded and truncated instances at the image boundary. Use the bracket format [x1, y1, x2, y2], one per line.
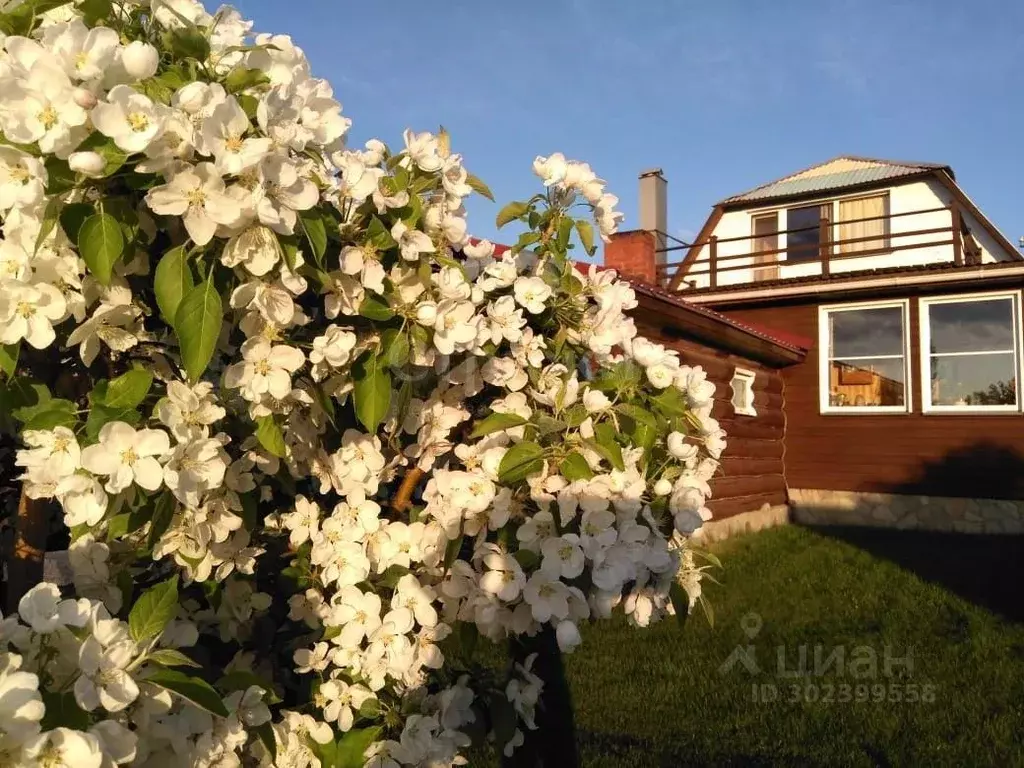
[682, 177, 1015, 289]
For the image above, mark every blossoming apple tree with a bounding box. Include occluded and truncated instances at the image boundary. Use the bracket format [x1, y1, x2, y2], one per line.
[0, 1, 726, 766]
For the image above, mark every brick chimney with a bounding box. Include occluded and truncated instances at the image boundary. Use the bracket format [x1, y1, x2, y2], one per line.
[604, 168, 667, 285]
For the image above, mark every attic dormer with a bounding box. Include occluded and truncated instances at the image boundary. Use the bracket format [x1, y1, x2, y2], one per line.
[639, 156, 1021, 296]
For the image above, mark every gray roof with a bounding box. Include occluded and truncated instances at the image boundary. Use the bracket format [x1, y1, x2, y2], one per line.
[719, 156, 950, 206]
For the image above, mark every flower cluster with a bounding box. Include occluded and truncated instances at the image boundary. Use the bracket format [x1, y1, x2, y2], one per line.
[1, 0, 723, 765]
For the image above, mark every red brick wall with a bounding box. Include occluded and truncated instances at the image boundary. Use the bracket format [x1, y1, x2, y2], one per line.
[604, 230, 657, 284]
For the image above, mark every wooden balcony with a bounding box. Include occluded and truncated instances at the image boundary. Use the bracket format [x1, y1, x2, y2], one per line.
[658, 202, 980, 291]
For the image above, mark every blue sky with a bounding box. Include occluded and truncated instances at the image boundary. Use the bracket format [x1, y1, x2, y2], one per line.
[234, 0, 1024, 258]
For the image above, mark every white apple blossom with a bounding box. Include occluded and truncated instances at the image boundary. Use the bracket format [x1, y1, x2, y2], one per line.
[224, 338, 305, 401]
[392, 220, 435, 262]
[79, 422, 170, 493]
[513, 276, 552, 315]
[121, 41, 160, 80]
[0, 281, 67, 349]
[0, 147, 46, 211]
[145, 162, 242, 246]
[0, 3, 719, 763]
[91, 84, 168, 153]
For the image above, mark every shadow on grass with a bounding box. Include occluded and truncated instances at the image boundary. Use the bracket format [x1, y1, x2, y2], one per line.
[803, 525, 1024, 623]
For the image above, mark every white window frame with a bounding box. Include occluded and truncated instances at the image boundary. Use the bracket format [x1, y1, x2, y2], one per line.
[919, 290, 1023, 414]
[818, 299, 912, 415]
[730, 368, 757, 417]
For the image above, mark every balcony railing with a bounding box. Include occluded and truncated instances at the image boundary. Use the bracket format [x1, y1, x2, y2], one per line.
[657, 202, 978, 291]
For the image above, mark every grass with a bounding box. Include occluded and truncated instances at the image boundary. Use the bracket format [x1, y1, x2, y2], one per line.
[479, 525, 1024, 767]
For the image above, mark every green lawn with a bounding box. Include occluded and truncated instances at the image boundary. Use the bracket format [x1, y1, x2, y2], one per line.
[482, 525, 1024, 767]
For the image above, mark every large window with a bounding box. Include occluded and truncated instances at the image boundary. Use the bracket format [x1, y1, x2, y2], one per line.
[921, 292, 1021, 412]
[838, 193, 889, 254]
[786, 204, 827, 263]
[819, 301, 910, 413]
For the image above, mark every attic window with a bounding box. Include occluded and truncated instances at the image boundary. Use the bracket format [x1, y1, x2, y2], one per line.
[730, 368, 757, 417]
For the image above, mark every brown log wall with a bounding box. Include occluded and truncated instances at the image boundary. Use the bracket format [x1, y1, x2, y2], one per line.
[723, 299, 1024, 500]
[634, 319, 790, 519]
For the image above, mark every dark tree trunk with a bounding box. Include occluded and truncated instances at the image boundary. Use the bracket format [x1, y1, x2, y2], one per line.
[5, 490, 47, 613]
[502, 625, 580, 768]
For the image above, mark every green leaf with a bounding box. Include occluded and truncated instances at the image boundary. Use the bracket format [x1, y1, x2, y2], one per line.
[534, 414, 568, 436]
[379, 329, 409, 368]
[560, 452, 594, 481]
[74, 132, 127, 177]
[575, 219, 596, 256]
[147, 493, 177, 550]
[443, 534, 464, 570]
[34, 196, 63, 254]
[40, 691, 90, 731]
[0, 0, 73, 35]
[224, 66, 270, 93]
[146, 669, 229, 718]
[357, 696, 381, 719]
[514, 548, 540, 570]
[498, 441, 545, 484]
[155, 246, 194, 325]
[496, 200, 530, 229]
[102, 198, 140, 244]
[106, 514, 134, 540]
[377, 564, 411, 588]
[163, 27, 211, 61]
[129, 575, 179, 644]
[43, 156, 77, 195]
[367, 216, 396, 249]
[78, 213, 125, 286]
[466, 173, 494, 201]
[616, 403, 657, 428]
[85, 380, 143, 442]
[279, 234, 300, 271]
[237, 93, 259, 119]
[14, 398, 77, 431]
[352, 354, 391, 433]
[0, 342, 19, 378]
[137, 67, 190, 105]
[593, 422, 625, 470]
[256, 722, 277, 761]
[592, 360, 643, 394]
[78, 0, 112, 25]
[59, 202, 94, 244]
[469, 412, 528, 439]
[102, 369, 154, 410]
[358, 294, 394, 321]
[514, 231, 543, 253]
[148, 648, 201, 668]
[669, 581, 690, 629]
[652, 386, 688, 417]
[254, 416, 287, 458]
[336, 727, 383, 768]
[298, 210, 328, 265]
[174, 275, 222, 381]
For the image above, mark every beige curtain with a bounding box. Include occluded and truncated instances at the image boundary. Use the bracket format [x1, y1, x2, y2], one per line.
[839, 195, 888, 253]
[752, 213, 779, 281]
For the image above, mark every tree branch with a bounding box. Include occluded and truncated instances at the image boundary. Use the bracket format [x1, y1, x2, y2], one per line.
[6, 487, 47, 613]
[391, 467, 425, 513]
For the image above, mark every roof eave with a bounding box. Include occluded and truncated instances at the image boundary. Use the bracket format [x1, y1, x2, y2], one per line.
[630, 282, 806, 367]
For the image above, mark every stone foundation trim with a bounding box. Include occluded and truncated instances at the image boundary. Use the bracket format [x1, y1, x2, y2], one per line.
[698, 503, 790, 542]
[789, 489, 1024, 534]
